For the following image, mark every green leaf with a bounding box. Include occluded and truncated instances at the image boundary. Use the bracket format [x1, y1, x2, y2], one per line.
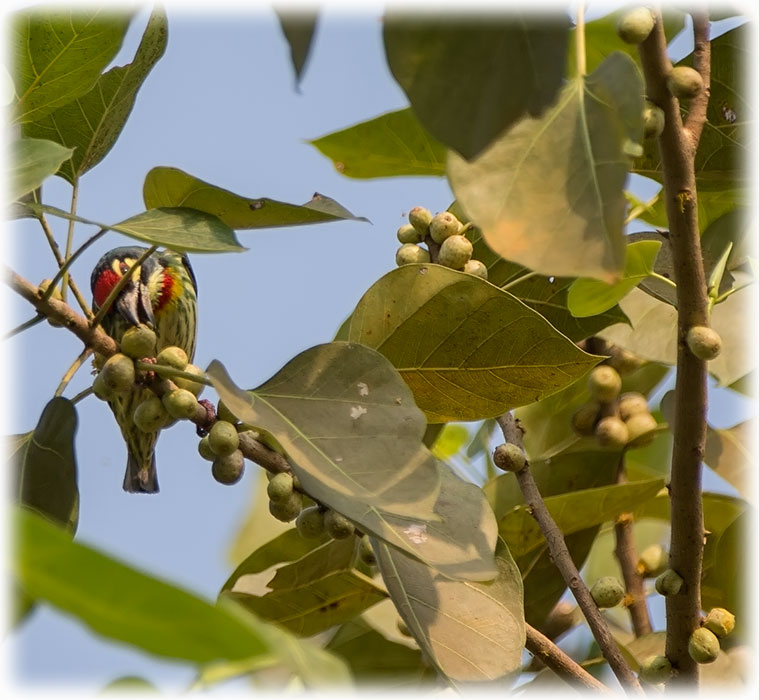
[702, 511, 744, 616]
[375, 538, 524, 683]
[347, 264, 601, 423]
[635, 25, 749, 190]
[310, 108, 446, 178]
[567, 240, 663, 317]
[207, 347, 499, 580]
[143, 166, 367, 229]
[327, 618, 429, 686]
[449, 52, 643, 283]
[11, 8, 132, 123]
[8, 137, 73, 201]
[113, 207, 245, 253]
[14, 397, 79, 531]
[383, 12, 569, 160]
[101, 677, 159, 693]
[430, 424, 469, 460]
[275, 8, 318, 85]
[224, 538, 387, 636]
[705, 419, 754, 500]
[23, 9, 168, 184]
[498, 479, 665, 557]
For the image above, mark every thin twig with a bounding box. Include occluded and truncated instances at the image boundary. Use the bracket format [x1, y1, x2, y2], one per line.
[4, 313, 45, 339]
[55, 347, 93, 397]
[501, 270, 539, 291]
[61, 179, 80, 306]
[525, 623, 609, 693]
[638, 12, 711, 682]
[496, 413, 643, 694]
[43, 227, 108, 308]
[90, 245, 157, 329]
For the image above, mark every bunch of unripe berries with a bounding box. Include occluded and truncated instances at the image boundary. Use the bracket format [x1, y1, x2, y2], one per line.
[395, 207, 488, 280]
[572, 363, 659, 449]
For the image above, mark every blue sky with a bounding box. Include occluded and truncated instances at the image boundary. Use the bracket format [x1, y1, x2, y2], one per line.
[3, 2, 752, 693]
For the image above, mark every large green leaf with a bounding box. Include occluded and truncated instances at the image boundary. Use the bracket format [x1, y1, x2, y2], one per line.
[567, 240, 663, 317]
[375, 538, 524, 683]
[225, 538, 386, 636]
[383, 12, 569, 160]
[13, 506, 350, 685]
[449, 52, 643, 283]
[704, 419, 754, 500]
[634, 25, 749, 190]
[310, 108, 446, 178]
[11, 8, 132, 123]
[207, 346, 499, 580]
[23, 10, 168, 184]
[346, 264, 601, 423]
[498, 479, 665, 557]
[9, 137, 73, 201]
[13, 398, 79, 531]
[113, 207, 245, 253]
[143, 167, 367, 229]
[275, 8, 318, 85]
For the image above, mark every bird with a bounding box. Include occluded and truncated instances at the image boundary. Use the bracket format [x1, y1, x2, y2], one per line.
[90, 246, 198, 493]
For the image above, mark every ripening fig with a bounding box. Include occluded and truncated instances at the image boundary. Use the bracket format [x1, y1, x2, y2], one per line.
[120, 324, 157, 359]
[655, 569, 683, 596]
[667, 66, 704, 99]
[266, 471, 295, 503]
[587, 365, 622, 402]
[269, 491, 303, 522]
[571, 402, 601, 436]
[639, 655, 673, 685]
[590, 576, 625, 608]
[156, 345, 188, 371]
[643, 101, 665, 138]
[606, 345, 645, 375]
[212, 449, 245, 485]
[618, 392, 648, 421]
[408, 206, 433, 235]
[704, 608, 735, 638]
[625, 412, 658, 447]
[100, 353, 136, 394]
[208, 420, 240, 457]
[616, 7, 655, 44]
[197, 435, 216, 462]
[595, 416, 629, 447]
[397, 223, 423, 245]
[688, 627, 720, 664]
[637, 543, 668, 578]
[686, 326, 722, 360]
[359, 535, 377, 565]
[162, 388, 198, 420]
[429, 211, 462, 244]
[463, 259, 488, 280]
[92, 372, 115, 401]
[396, 243, 430, 266]
[438, 234, 473, 270]
[133, 396, 170, 433]
[173, 363, 206, 397]
[324, 509, 355, 539]
[493, 443, 527, 472]
[296, 506, 326, 539]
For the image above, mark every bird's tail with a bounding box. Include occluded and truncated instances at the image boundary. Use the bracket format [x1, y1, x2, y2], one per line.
[123, 449, 159, 493]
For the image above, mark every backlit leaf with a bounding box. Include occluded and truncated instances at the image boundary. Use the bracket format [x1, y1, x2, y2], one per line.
[384, 11, 569, 160]
[275, 7, 318, 85]
[347, 264, 601, 423]
[9, 137, 73, 201]
[705, 419, 754, 500]
[143, 167, 367, 228]
[310, 108, 446, 178]
[449, 52, 644, 283]
[375, 538, 524, 683]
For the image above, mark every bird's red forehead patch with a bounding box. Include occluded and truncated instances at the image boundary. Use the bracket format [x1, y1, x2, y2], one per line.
[93, 269, 120, 308]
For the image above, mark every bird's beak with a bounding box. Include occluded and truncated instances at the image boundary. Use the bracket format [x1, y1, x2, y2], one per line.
[114, 281, 155, 327]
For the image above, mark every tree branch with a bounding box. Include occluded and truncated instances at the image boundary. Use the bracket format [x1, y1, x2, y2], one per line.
[496, 414, 643, 694]
[683, 11, 711, 145]
[637, 12, 711, 683]
[525, 623, 609, 693]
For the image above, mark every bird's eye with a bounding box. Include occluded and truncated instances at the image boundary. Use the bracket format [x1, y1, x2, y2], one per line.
[119, 262, 129, 275]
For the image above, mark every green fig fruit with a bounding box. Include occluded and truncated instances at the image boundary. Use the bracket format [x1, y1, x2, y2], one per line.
[688, 627, 720, 664]
[643, 101, 665, 138]
[267, 471, 295, 503]
[655, 569, 684, 596]
[667, 66, 704, 100]
[324, 509, 355, 539]
[120, 324, 157, 359]
[429, 211, 462, 244]
[397, 223, 423, 245]
[493, 443, 527, 472]
[212, 449, 245, 485]
[437, 234, 473, 270]
[173, 363, 206, 397]
[639, 654, 673, 684]
[587, 365, 622, 402]
[618, 392, 648, 421]
[156, 345, 188, 371]
[704, 608, 735, 638]
[296, 506, 326, 539]
[396, 243, 431, 266]
[616, 7, 655, 44]
[571, 402, 601, 436]
[408, 206, 433, 235]
[636, 543, 668, 578]
[269, 491, 303, 522]
[686, 325, 722, 360]
[162, 388, 198, 420]
[595, 416, 629, 447]
[197, 435, 216, 462]
[462, 259, 488, 280]
[590, 576, 625, 608]
[625, 412, 658, 447]
[133, 396, 170, 432]
[208, 420, 240, 457]
[100, 353, 136, 394]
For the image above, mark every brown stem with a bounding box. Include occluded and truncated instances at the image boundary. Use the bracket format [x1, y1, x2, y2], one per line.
[496, 414, 643, 694]
[525, 624, 609, 693]
[638, 13, 710, 683]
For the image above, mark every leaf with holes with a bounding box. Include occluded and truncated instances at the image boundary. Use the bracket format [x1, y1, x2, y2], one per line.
[449, 52, 643, 283]
[310, 108, 446, 178]
[143, 167, 367, 229]
[347, 264, 601, 423]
